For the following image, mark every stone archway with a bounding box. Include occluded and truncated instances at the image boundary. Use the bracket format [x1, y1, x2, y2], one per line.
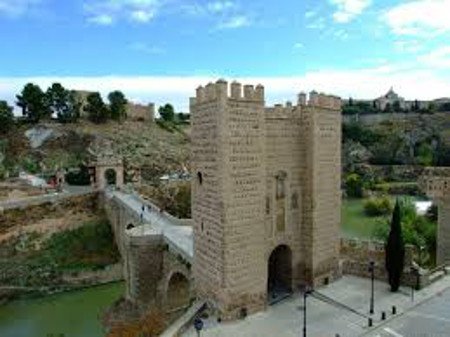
[104, 168, 117, 186]
[267, 244, 292, 304]
[166, 272, 190, 311]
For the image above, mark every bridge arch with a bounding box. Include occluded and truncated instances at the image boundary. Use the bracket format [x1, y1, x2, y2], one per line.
[164, 270, 191, 311]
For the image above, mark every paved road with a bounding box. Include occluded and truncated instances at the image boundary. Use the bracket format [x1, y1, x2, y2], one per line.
[0, 185, 94, 210]
[110, 191, 194, 261]
[365, 287, 450, 337]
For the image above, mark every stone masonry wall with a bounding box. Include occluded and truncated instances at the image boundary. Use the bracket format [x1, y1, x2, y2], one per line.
[340, 238, 416, 286]
[191, 80, 342, 320]
[302, 94, 342, 286]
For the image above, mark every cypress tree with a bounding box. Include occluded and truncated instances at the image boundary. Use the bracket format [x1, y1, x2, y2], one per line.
[386, 199, 405, 292]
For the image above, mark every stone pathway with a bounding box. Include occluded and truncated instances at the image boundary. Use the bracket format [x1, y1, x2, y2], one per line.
[182, 274, 450, 337]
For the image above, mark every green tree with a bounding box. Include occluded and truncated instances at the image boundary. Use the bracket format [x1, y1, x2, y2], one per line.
[159, 104, 175, 122]
[84, 92, 109, 124]
[46, 83, 80, 123]
[386, 200, 405, 292]
[16, 83, 49, 122]
[0, 100, 15, 134]
[108, 91, 128, 122]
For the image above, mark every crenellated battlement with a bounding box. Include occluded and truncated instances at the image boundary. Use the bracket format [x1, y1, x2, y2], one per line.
[192, 79, 341, 110]
[307, 91, 341, 110]
[266, 90, 341, 113]
[193, 79, 265, 104]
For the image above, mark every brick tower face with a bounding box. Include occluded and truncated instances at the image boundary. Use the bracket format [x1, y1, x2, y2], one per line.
[191, 81, 342, 319]
[301, 93, 342, 285]
[191, 81, 266, 318]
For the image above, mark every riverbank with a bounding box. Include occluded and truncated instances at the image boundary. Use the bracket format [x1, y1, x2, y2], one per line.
[0, 281, 124, 337]
[0, 263, 123, 305]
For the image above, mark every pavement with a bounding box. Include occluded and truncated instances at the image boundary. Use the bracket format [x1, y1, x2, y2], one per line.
[109, 191, 194, 261]
[0, 185, 94, 210]
[182, 274, 450, 337]
[364, 287, 450, 337]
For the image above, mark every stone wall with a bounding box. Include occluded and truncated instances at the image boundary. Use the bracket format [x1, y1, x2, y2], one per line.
[343, 112, 449, 125]
[340, 238, 417, 286]
[126, 103, 155, 122]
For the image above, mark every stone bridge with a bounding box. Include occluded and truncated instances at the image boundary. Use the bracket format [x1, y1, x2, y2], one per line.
[102, 190, 195, 316]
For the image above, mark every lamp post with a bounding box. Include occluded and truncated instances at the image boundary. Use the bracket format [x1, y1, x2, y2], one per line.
[410, 266, 419, 301]
[368, 261, 375, 315]
[303, 287, 312, 337]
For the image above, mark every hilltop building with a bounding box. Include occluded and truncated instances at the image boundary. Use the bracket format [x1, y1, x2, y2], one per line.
[72, 90, 155, 122]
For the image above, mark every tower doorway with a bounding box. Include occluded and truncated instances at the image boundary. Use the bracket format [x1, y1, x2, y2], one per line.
[267, 244, 292, 304]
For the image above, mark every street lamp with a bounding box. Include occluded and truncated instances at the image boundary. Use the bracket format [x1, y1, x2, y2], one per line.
[368, 261, 375, 315]
[410, 266, 420, 301]
[303, 287, 313, 337]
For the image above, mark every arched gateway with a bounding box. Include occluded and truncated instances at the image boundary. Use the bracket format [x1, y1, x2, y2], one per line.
[166, 272, 190, 311]
[267, 245, 293, 303]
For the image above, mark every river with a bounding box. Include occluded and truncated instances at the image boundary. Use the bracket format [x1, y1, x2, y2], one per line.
[0, 282, 124, 337]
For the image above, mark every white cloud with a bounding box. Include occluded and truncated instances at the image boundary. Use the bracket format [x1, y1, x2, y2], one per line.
[217, 15, 250, 29]
[207, 1, 235, 13]
[2, 66, 449, 114]
[304, 10, 317, 19]
[394, 40, 423, 53]
[330, 0, 371, 23]
[384, 0, 450, 36]
[0, 0, 42, 17]
[293, 42, 304, 49]
[306, 16, 326, 30]
[84, 0, 161, 25]
[129, 42, 165, 54]
[130, 9, 155, 23]
[88, 14, 114, 25]
[418, 46, 450, 69]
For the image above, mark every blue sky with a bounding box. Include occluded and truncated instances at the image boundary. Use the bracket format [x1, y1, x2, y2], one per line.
[1, 0, 449, 111]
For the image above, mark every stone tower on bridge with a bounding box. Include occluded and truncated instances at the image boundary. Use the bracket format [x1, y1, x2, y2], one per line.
[190, 80, 342, 320]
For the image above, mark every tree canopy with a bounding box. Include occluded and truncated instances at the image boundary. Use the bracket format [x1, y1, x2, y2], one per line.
[385, 200, 405, 292]
[0, 100, 14, 134]
[46, 83, 81, 123]
[108, 91, 128, 122]
[159, 104, 175, 122]
[84, 92, 109, 124]
[16, 83, 50, 122]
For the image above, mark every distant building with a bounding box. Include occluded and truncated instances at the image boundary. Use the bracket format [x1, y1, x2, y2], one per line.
[374, 87, 406, 111]
[348, 88, 449, 113]
[72, 90, 154, 122]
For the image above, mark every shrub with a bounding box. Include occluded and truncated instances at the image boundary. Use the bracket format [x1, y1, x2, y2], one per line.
[345, 173, 363, 198]
[65, 166, 91, 185]
[364, 196, 393, 217]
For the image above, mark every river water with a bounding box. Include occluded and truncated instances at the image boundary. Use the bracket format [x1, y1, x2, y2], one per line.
[0, 282, 124, 337]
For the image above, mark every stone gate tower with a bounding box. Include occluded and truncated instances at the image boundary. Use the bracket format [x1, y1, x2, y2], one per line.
[191, 80, 342, 320]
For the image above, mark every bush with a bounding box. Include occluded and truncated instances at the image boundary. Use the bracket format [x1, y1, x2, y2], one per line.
[345, 173, 364, 198]
[65, 166, 91, 185]
[364, 196, 393, 217]
[373, 182, 419, 196]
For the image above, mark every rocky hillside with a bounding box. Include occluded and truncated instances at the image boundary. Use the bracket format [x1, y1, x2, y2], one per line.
[0, 120, 190, 181]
